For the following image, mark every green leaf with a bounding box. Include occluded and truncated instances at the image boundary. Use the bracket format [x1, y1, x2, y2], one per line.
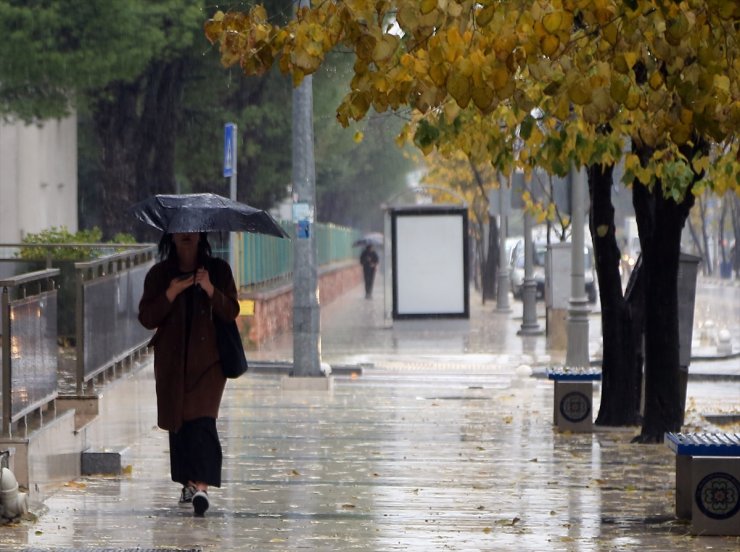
[520, 115, 534, 140]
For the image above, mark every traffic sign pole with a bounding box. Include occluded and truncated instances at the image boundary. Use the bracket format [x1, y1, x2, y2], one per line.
[224, 123, 237, 272]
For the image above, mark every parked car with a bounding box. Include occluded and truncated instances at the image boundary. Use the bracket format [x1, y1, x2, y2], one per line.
[510, 242, 597, 303]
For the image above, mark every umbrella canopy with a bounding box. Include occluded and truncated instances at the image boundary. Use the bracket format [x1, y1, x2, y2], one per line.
[353, 232, 384, 247]
[129, 193, 289, 238]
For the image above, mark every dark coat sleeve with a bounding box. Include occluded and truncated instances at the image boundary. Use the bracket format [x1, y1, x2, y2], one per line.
[138, 262, 175, 331]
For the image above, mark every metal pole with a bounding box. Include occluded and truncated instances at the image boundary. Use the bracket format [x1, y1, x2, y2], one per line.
[496, 174, 511, 312]
[383, 208, 393, 327]
[291, 29, 321, 377]
[518, 187, 543, 335]
[229, 129, 238, 275]
[75, 267, 86, 395]
[565, 166, 590, 368]
[2, 286, 11, 436]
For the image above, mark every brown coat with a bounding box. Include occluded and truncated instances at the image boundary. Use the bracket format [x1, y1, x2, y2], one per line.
[138, 257, 239, 432]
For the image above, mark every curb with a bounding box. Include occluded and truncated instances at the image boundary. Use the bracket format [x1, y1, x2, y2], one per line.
[248, 361, 364, 377]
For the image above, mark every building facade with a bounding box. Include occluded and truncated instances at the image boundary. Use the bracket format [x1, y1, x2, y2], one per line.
[0, 115, 77, 243]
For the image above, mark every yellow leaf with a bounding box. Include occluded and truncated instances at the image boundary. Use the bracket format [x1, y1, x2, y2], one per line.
[203, 18, 224, 45]
[447, 1, 463, 18]
[602, 21, 618, 46]
[443, 101, 460, 122]
[649, 71, 663, 90]
[490, 65, 510, 91]
[447, 72, 471, 109]
[543, 12, 563, 34]
[429, 64, 447, 87]
[670, 124, 691, 145]
[354, 131, 364, 143]
[420, 0, 437, 15]
[568, 78, 592, 105]
[471, 85, 496, 112]
[613, 54, 630, 74]
[623, 51, 639, 69]
[540, 34, 560, 57]
[373, 34, 398, 62]
[477, 5, 496, 27]
[625, 87, 641, 110]
[692, 155, 710, 175]
[610, 74, 630, 103]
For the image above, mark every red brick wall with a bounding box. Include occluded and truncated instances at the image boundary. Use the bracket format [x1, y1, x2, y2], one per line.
[237, 261, 361, 348]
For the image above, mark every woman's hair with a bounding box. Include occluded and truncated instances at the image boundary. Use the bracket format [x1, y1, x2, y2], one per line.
[158, 232, 212, 265]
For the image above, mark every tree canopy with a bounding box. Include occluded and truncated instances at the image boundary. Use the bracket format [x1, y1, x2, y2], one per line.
[205, 0, 738, 197]
[205, 0, 739, 440]
[0, 0, 413, 237]
[0, 0, 203, 122]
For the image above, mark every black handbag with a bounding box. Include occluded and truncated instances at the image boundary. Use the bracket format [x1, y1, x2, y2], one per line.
[214, 316, 248, 378]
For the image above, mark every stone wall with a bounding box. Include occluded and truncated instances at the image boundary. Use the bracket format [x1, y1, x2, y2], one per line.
[237, 261, 361, 348]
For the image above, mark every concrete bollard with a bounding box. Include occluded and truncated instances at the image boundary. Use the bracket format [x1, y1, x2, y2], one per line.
[716, 329, 732, 355]
[700, 320, 716, 346]
[0, 467, 28, 520]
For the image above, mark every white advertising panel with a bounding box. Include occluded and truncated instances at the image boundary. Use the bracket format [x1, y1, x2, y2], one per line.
[392, 208, 469, 318]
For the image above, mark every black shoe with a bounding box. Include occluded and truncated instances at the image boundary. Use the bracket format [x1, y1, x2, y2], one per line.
[192, 490, 209, 517]
[179, 485, 196, 505]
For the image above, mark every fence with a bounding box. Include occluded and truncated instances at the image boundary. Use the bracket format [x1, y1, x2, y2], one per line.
[74, 247, 156, 394]
[0, 244, 154, 436]
[0, 225, 359, 434]
[232, 221, 360, 290]
[0, 269, 59, 436]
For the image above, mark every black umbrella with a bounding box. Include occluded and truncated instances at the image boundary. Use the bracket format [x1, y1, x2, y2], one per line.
[129, 193, 289, 238]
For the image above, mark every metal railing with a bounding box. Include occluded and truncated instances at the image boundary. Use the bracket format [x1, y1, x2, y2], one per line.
[0, 227, 360, 432]
[1, 269, 60, 436]
[74, 247, 156, 393]
[232, 222, 360, 290]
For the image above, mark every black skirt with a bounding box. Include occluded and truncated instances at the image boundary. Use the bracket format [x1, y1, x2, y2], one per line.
[169, 417, 222, 487]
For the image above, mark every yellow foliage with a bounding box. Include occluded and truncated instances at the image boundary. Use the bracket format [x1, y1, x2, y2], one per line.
[205, 0, 739, 201]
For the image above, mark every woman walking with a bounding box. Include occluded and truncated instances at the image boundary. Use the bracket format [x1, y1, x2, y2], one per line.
[138, 232, 239, 516]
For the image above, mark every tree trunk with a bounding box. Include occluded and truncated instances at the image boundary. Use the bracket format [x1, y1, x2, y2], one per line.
[94, 81, 141, 239]
[588, 164, 641, 426]
[482, 217, 498, 301]
[135, 61, 183, 201]
[92, 60, 184, 240]
[632, 177, 695, 443]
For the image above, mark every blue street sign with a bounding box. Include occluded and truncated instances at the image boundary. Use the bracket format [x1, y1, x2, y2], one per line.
[223, 123, 236, 178]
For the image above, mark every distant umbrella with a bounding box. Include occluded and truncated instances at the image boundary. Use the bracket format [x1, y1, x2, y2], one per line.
[129, 193, 289, 238]
[353, 232, 383, 247]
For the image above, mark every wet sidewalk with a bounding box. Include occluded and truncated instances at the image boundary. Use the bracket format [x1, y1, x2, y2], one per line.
[1, 278, 738, 551]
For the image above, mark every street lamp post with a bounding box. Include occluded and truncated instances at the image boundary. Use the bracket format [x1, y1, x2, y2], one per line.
[291, 35, 322, 379]
[565, 166, 590, 368]
[518, 192, 543, 335]
[496, 174, 511, 313]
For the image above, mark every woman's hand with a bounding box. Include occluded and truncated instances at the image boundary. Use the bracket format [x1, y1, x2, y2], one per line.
[166, 273, 195, 303]
[195, 267, 215, 298]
